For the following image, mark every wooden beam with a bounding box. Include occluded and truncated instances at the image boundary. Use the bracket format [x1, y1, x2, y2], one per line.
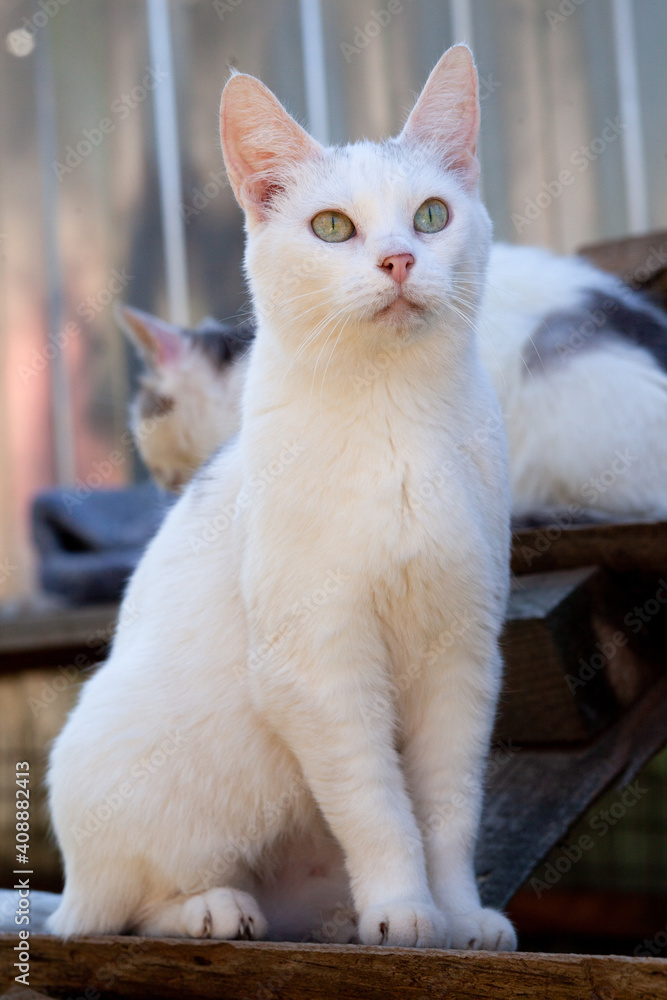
[477, 672, 667, 908]
[508, 888, 667, 940]
[512, 518, 667, 576]
[499, 566, 667, 743]
[0, 934, 665, 1000]
[499, 568, 614, 743]
[0, 602, 117, 656]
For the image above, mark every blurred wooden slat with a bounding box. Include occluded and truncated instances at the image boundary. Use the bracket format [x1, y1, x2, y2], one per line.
[508, 888, 667, 940]
[512, 519, 667, 576]
[579, 230, 667, 302]
[0, 602, 116, 655]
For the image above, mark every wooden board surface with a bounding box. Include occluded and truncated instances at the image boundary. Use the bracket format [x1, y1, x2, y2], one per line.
[0, 934, 666, 1000]
[477, 671, 667, 908]
[512, 518, 667, 576]
[0, 603, 117, 655]
[498, 566, 667, 743]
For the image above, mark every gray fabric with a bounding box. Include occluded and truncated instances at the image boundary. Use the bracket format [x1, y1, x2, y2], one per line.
[31, 482, 173, 605]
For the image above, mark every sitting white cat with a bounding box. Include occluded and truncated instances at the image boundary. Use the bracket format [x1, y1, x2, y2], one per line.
[49, 45, 515, 950]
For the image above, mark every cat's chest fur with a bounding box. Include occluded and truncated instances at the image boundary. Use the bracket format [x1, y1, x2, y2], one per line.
[237, 357, 503, 652]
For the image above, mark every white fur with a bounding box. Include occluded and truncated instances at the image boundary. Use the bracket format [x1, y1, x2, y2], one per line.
[48, 47, 516, 950]
[477, 244, 667, 518]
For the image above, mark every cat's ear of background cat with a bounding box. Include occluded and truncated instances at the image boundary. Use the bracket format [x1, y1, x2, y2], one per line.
[219, 73, 324, 224]
[115, 303, 186, 368]
[400, 44, 481, 191]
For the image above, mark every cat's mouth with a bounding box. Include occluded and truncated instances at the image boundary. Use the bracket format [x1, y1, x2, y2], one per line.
[374, 292, 425, 322]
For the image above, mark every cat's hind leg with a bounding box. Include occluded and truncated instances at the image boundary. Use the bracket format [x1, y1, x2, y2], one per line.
[134, 888, 268, 940]
[48, 862, 145, 937]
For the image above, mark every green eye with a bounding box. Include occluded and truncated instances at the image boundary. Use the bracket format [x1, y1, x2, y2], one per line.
[311, 210, 355, 243]
[413, 198, 449, 234]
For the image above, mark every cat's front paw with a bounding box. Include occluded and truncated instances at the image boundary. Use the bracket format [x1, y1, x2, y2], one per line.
[186, 888, 268, 940]
[447, 907, 516, 951]
[359, 900, 448, 948]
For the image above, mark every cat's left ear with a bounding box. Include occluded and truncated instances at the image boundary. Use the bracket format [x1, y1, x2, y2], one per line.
[115, 304, 186, 367]
[220, 73, 323, 225]
[400, 44, 480, 191]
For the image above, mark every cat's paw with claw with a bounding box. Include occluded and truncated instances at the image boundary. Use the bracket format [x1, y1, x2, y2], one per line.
[359, 900, 448, 948]
[447, 907, 516, 951]
[184, 888, 268, 940]
[136, 888, 269, 940]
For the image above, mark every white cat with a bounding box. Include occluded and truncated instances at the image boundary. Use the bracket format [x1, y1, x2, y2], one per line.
[120, 252, 667, 520]
[48, 46, 516, 950]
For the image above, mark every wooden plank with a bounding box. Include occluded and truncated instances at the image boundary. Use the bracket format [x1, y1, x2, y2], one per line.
[0, 602, 117, 656]
[498, 566, 667, 743]
[512, 518, 667, 576]
[508, 888, 667, 940]
[499, 568, 613, 743]
[477, 672, 667, 908]
[0, 933, 665, 1000]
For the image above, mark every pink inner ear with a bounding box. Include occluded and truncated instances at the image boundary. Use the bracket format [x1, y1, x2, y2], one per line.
[400, 45, 480, 190]
[118, 306, 187, 367]
[220, 73, 323, 222]
[153, 327, 185, 366]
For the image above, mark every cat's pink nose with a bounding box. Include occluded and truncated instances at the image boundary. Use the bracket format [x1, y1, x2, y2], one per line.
[380, 253, 415, 284]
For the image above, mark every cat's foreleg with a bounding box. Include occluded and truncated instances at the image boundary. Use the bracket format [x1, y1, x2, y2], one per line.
[248, 628, 446, 948]
[402, 643, 517, 951]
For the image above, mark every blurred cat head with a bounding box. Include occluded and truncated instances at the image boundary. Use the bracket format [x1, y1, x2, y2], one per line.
[116, 304, 253, 490]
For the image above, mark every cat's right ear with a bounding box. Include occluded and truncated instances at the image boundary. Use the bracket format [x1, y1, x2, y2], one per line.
[115, 304, 186, 368]
[220, 73, 323, 225]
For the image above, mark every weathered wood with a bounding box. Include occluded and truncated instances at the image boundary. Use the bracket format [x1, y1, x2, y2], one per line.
[498, 566, 667, 743]
[512, 518, 667, 576]
[0, 602, 117, 655]
[0, 933, 665, 1000]
[0, 602, 114, 675]
[508, 888, 667, 940]
[499, 568, 613, 743]
[477, 671, 667, 908]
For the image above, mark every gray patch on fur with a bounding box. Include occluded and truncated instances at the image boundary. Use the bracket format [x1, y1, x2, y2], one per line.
[187, 317, 255, 371]
[523, 287, 667, 374]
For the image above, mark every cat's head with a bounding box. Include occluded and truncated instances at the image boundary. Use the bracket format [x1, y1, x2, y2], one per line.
[117, 304, 252, 490]
[219, 45, 490, 366]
